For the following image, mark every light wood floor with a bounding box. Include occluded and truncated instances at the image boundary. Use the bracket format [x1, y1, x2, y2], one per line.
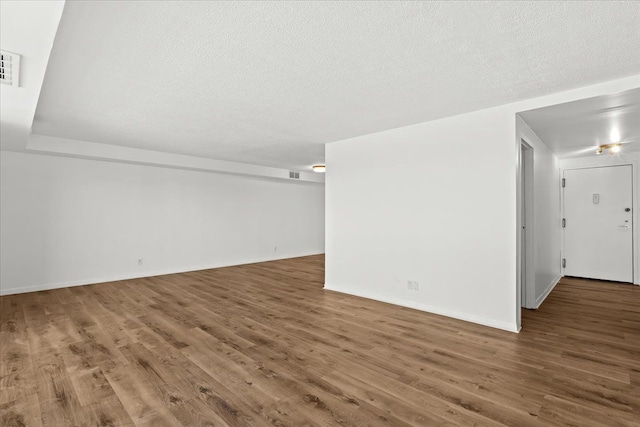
[1, 255, 638, 426]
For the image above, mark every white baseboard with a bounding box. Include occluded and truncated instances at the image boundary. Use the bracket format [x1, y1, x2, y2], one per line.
[323, 284, 519, 333]
[0, 252, 324, 296]
[534, 274, 562, 309]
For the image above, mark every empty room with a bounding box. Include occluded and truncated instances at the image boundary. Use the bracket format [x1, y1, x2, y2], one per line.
[1, 1, 639, 426]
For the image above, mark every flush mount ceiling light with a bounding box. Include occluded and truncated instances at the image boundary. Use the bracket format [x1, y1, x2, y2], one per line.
[312, 164, 326, 173]
[610, 129, 621, 143]
[596, 143, 622, 155]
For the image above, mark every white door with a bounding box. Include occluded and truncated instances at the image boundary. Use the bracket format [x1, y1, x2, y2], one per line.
[563, 165, 633, 283]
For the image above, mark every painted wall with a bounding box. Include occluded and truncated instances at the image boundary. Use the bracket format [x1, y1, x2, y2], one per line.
[326, 105, 519, 331]
[559, 151, 640, 285]
[516, 116, 562, 308]
[0, 151, 325, 295]
[325, 75, 640, 333]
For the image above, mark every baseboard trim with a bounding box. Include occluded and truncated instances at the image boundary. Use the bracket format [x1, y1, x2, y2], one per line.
[323, 284, 519, 333]
[0, 252, 324, 296]
[535, 274, 562, 309]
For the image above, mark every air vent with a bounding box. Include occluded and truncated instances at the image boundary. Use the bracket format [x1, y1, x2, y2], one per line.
[289, 171, 300, 179]
[0, 51, 20, 87]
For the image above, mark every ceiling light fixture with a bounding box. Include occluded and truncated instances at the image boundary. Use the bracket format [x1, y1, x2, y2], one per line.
[610, 129, 621, 143]
[595, 143, 622, 155]
[312, 164, 326, 173]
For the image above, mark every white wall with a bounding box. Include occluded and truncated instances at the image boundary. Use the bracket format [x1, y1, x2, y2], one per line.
[325, 75, 640, 333]
[559, 151, 640, 285]
[326, 105, 519, 331]
[0, 151, 325, 295]
[516, 117, 562, 308]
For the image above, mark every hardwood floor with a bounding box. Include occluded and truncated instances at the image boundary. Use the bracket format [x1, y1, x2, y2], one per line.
[1, 255, 638, 426]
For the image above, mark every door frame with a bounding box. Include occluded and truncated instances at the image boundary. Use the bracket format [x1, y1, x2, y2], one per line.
[516, 138, 536, 316]
[561, 163, 637, 284]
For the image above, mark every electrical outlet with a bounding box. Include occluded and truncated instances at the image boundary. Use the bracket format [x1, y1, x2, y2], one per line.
[138, 258, 143, 265]
[407, 280, 419, 291]
[273, 246, 278, 252]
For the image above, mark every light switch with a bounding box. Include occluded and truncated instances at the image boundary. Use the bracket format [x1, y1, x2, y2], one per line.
[593, 193, 600, 204]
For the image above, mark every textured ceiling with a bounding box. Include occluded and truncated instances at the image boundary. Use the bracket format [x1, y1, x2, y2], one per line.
[33, 1, 640, 169]
[519, 88, 640, 158]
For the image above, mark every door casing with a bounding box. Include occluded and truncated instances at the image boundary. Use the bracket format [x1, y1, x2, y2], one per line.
[517, 139, 536, 316]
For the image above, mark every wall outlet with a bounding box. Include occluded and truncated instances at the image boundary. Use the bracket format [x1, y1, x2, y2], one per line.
[273, 246, 278, 252]
[138, 258, 143, 265]
[407, 280, 419, 291]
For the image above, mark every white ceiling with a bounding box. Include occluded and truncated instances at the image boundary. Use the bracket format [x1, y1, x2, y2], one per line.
[519, 88, 640, 159]
[0, 0, 64, 151]
[32, 1, 640, 169]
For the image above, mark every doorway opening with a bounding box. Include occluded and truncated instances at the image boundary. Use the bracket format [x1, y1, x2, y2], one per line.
[515, 87, 640, 333]
[517, 138, 535, 327]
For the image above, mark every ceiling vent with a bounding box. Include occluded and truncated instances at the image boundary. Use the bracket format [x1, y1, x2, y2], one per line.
[0, 51, 20, 87]
[289, 171, 300, 179]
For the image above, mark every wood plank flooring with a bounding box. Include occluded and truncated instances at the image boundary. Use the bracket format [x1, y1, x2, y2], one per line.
[1, 255, 638, 426]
